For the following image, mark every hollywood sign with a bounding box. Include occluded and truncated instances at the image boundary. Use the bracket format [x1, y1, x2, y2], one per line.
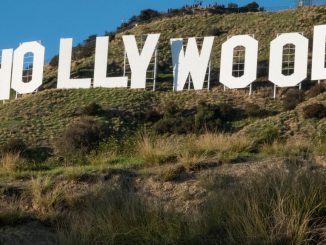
[0, 24, 326, 100]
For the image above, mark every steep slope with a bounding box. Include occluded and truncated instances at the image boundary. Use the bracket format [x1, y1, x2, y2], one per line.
[1, 6, 326, 148]
[241, 91, 326, 142]
[0, 87, 283, 146]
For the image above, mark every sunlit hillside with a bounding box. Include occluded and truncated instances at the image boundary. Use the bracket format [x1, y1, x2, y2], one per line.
[0, 5, 326, 245]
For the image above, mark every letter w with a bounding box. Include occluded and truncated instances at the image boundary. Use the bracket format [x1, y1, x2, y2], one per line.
[171, 37, 214, 91]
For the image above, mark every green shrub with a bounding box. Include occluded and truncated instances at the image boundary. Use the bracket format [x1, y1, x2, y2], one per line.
[303, 103, 326, 119]
[153, 116, 194, 134]
[194, 102, 237, 133]
[216, 103, 238, 121]
[81, 102, 102, 116]
[283, 89, 305, 111]
[153, 102, 193, 134]
[195, 102, 222, 133]
[153, 102, 239, 134]
[142, 109, 162, 123]
[254, 125, 279, 144]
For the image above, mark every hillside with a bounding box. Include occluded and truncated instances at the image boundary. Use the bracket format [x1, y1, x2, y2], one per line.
[0, 5, 323, 147]
[0, 88, 284, 147]
[0, 6, 326, 245]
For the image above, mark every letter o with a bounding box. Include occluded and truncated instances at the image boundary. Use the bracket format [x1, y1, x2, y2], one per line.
[269, 33, 308, 88]
[11, 41, 45, 94]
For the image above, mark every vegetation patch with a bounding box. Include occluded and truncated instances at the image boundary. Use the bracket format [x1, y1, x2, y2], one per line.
[283, 89, 305, 111]
[303, 103, 326, 119]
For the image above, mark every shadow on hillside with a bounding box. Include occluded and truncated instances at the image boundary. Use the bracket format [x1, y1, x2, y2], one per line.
[25, 147, 53, 163]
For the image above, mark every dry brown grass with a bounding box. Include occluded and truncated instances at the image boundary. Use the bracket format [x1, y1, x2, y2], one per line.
[182, 133, 255, 163]
[260, 137, 313, 158]
[178, 151, 209, 170]
[193, 133, 254, 155]
[0, 153, 25, 172]
[28, 176, 64, 219]
[137, 132, 255, 167]
[57, 166, 326, 244]
[136, 134, 181, 165]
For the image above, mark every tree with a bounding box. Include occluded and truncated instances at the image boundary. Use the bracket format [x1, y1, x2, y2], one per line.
[243, 2, 260, 12]
[228, 3, 238, 8]
[138, 9, 160, 22]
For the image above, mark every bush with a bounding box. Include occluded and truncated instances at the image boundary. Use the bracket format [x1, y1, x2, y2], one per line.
[81, 102, 102, 116]
[153, 116, 193, 134]
[240, 1, 260, 12]
[194, 102, 237, 133]
[49, 55, 59, 67]
[73, 35, 97, 60]
[244, 103, 269, 118]
[283, 89, 305, 111]
[303, 103, 326, 119]
[195, 103, 222, 133]
[218, 103, 238, 121]
[55, 117, 105, 155]
[104, 31, 116, 42]
[254, 125, 279, 144]
[153, 102, 193, 134]
[138, 9, 160, 21]
[207, 27, 225, 36]
[163, 101, 180, 117]
[142, 109, 162, 123]
[153, 102, 238, 134]
[1, 139, 27, 155]
[307, 83, 325, 98]
[159, 164, 186, 182]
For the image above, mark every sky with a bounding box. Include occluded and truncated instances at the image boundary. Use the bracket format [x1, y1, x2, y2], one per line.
[0, 0, 301, 61]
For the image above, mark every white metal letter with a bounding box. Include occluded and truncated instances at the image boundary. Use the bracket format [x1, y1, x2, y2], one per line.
[57, 38, 91, 89]
[312, 25, 326, 81]
[11, 42, 45, 94]
[94, 36, 128, 88]
[269, 33, 309, 87]
[219, 35, 258, 89]
[122, 34, 160, 89]
[171, 37, 214, 91]
[0, 49, 13, 100]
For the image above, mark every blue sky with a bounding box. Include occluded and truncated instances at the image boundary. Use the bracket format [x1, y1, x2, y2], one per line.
[0, 0, 297, 61]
